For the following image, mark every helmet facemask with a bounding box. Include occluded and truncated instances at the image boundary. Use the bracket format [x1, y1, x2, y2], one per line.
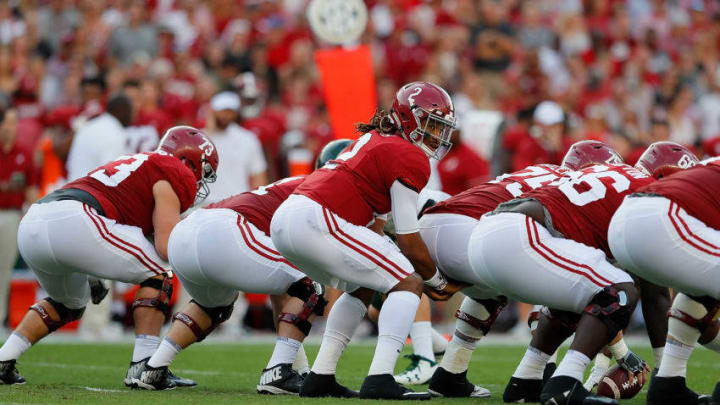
[408, 107, 456, 160]
[195, 158, 217, 203]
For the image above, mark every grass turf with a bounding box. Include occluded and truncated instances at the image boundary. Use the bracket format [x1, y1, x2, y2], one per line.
[1, 342, 717, 404]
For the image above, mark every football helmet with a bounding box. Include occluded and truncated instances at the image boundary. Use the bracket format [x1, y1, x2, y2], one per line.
[390, 81, 456, 160]
[635, 141, 698, 178]
[157, 126, 219, 201]
[561, 140, 624, 170]
[315, 138, 353, 169]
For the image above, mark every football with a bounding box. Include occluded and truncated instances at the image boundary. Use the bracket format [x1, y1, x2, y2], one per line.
[596, 365, 645, 400]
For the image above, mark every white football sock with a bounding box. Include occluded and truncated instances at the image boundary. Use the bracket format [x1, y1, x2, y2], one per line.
[368, 291, 420, 376]
[554, 350, 591, 381]
[293, 344, 310, 374]
[132, 334, 161, 362]
[267, 337, 302, 369]
[431, 328, 448, 355]
[657, 339, 694, 378]
[440, 296, 489, 374]
[311, 293, 366, 375]
[548, 350, 558, 364]
[147, 337, 181, 368]
[410, 321, 435, 361]
[0, 332, 31, 361]
[513, 346, 551, 380]
[594, 352, 612, 370]
[440, 336, 475, 374]
[657, 294, 704, 378]
[653, 346, 664, 369]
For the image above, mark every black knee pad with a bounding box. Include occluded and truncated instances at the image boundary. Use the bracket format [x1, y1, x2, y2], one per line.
[584, 285, 638, 339]
[132, 275, 174, 320]
[173, 299, 235, 342]
[30, 297, 86, 332]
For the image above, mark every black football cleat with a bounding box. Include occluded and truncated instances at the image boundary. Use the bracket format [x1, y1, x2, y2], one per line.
[711, 381, 720, 405]
[359, 373, 431, 400]
[124, 358, 195, 388]
[543, 362, 557, 385]
[167, 369, 197, 387]
[133, 364, 176, 390]
[0, 360, 26, 385]
[257, 363, 303, 395]
[427, 367, 490, 398]
[647, 376, 711, 405]
[503, 376, 542, 403]
[540, 375, 617, 405]
[299, 371, 359, 398]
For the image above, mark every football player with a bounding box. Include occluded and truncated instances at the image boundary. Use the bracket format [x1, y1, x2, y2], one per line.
[1, 126, 218, 387]
[466, 141, 698, 405]
[609, 150, 720, 405]
[416, 140, 618, 398]
[131, 139, 353, 392]
[270, 81, 463, 400]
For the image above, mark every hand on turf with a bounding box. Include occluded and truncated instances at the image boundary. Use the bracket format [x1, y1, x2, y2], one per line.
[618, 351, 650, 386]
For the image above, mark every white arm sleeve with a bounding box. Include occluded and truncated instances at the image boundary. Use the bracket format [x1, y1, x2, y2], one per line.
[390, 180, 421, 235]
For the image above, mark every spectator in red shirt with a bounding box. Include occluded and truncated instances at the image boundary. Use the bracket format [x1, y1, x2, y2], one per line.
[0, 107, 38, 324]
[437, 131, 490, 195]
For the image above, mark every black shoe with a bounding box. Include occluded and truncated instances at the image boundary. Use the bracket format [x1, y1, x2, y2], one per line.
[647, 376, 711, 405]
[711, 381, 720, 405]
[504, 376, 542, 403]
[299, 371, 358, 398]
[543, 362, 557, 386]
[540, 376, 617, 405]
[359, 374, 431, 400]
[257, 363, 303, 395]
[0, 360, 26, 385]
[167, 369, 197, 387]
[134, 365, 176, 390]
[427, 367, 490, 398]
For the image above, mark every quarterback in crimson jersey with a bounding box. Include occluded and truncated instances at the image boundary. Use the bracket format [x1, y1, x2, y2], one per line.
[609, 158, 720, 405]
[467, 142, 698, 405]
[272, 82, 462, 400]
[4, 127, 218, 388]
[133, 139, 352, 393]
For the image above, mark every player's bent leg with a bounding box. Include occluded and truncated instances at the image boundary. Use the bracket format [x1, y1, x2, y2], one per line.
[648, 293, 719, 405]
[0, 297, 85, 385]
[428, 296, 502, 399]
[395, 293, 439, 386]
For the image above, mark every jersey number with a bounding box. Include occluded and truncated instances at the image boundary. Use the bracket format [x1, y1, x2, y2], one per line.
[250, 176, 303, 195]
[90, 154, 149, 187]
[324, 133, 372, 170]
[557, 166, 631, 206]
[493, 166, 563, 197]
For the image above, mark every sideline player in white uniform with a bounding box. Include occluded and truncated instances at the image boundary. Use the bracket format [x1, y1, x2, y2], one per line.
[132, 140, 353, 393]
[467, 142, 698, 405]
[0, 127, 218, 388]
[271, 82, 464, 400]
[609, 151, 720, 405]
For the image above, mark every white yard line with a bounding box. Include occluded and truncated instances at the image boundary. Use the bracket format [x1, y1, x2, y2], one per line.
[23, 361, 243, 376]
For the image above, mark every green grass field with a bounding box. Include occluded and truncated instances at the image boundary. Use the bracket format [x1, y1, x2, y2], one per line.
[1, 342, 717, 404]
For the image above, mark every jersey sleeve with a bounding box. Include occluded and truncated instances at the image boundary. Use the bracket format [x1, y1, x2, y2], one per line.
[383, 145, 430, 193]
[153, 155, 198, 212]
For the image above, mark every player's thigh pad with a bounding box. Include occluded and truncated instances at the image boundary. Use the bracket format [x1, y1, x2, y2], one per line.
[168, 209, 304, 300]
[419, 213, 497, 299]
[468, 212, 632, 313]
[609, 196, 720, 299]
[271, 194, 413, 293]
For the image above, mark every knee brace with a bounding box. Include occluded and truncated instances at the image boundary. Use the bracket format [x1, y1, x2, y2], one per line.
[584, 285, 638, 339]
[132, 274, 174, 320]
[668, 293, 720, 346]
[454, 296, 507, 345]
[280, 278, 328, 336]
[30, 297, 85, 332]
[173, 299, 235, 342]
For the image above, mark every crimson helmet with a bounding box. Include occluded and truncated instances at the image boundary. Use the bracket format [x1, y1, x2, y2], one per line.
[561, 140, 624, 170]
[635, 141, 699, 178]
[157, 126, 219, 202]
[390, 81, 457, 160]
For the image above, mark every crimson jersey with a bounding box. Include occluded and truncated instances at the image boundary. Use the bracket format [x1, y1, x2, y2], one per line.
[639, 160, 720, 231]
[426, 164, 570, 219]
[65, 152, 197, 235]
[524, 164, 654, 257]
[206, 176, 304, 235]
[296, 131, 430, 226]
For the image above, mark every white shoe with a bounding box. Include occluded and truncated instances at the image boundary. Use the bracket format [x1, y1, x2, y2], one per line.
[583, 361, 609, 391]
[394, 354, 437, 385]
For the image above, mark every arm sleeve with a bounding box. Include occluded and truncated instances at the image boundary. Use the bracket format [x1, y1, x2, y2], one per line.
[390, 180, 421, 235]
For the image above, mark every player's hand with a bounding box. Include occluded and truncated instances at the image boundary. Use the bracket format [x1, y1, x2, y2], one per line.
[618, 351, 650, 386]
[424, 277, 467, 301]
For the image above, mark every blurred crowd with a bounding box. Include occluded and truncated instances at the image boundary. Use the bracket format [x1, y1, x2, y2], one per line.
[3, 0, 720, 331]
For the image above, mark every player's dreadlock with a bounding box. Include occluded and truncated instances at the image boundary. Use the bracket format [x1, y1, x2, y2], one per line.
[355, 108, 398, 134]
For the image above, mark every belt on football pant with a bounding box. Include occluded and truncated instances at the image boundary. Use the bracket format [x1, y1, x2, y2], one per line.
[492, 198, 565, 238]
[37, 188, 106, 216]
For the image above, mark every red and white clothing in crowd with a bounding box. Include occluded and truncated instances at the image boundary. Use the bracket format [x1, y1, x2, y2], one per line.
[168, 176, 306, 309]
[435, 142, 490, 196]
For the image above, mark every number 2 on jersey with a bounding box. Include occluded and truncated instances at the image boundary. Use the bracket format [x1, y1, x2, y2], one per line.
[90, 154, 150, 187]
